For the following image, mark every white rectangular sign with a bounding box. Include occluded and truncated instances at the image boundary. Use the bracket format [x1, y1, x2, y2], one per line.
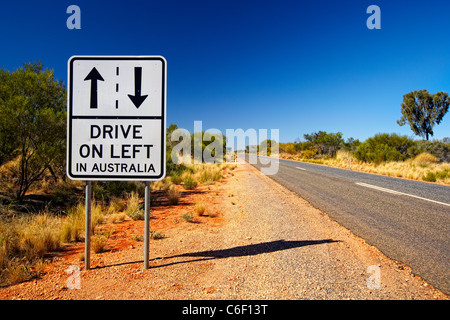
[67, 56, 166, 181]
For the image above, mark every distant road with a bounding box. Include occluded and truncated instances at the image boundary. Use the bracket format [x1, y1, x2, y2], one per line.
[242, 154, 450, 295]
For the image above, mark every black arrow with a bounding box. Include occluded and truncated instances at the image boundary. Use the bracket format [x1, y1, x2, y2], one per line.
[128, 67, 148, 108]
[84, 67, 104, 109]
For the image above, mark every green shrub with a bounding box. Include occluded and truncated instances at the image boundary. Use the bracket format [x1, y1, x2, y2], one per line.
[181, 213, 195, 222]
[303, 131, 344, 157]
[354, 133, 415, 164]
[300, 150, 316, 159]
[149, 230, 165, 239]
[422, 171, 437, 182]
[183, 177, 198, 190]
[285, 143, 297, 155]
[167, 188, 181, 205]
[170, 174, 182, 185]
[436, 169, 449, 179]
[93, 181, 145, 200]
[416, 140, 450, 162]
[50, 182, 79, 207]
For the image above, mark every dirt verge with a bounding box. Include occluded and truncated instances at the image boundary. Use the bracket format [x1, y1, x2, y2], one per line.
[0, 162, 447, 300]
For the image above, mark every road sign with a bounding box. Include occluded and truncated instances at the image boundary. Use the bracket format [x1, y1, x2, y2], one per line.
[67, 56, 166, 181]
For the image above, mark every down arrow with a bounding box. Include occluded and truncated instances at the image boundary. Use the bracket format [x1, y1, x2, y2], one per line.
[128, 67, 148, 108]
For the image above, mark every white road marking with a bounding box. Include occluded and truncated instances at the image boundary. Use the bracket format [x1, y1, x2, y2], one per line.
[296, 167, 307, 171]
[355, 182, 450, 207]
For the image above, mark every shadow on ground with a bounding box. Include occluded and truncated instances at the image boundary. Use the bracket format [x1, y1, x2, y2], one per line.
[173, 239, 339, 259]
[98, 239, 339, 269]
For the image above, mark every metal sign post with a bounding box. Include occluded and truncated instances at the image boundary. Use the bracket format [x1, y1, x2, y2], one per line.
[144, 181, 151, 269]
[85, 181, 92, 270]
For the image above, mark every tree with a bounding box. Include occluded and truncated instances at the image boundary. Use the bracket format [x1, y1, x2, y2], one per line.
[285, 143, 297, 155]
[343, 137, 361, 153]
[303, 131, 343, 157]
[0, 61, 66, 200]
[259, 139, 277, 156]
[398, 89, 449, 141]
[0, 70, 19, 165]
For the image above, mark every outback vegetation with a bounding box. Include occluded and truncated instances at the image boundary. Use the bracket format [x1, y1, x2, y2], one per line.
[250, 89, 450, 184]
[275, 132, 450, 184]
[1, 61, 448, 287]
[0, 61, 235, 287]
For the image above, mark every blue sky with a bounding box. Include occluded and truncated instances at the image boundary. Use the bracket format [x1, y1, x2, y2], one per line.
[1, 0, 449, 142]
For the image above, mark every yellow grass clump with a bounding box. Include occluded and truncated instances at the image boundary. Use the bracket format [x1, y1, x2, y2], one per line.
[195, 202, 206, 216]
[60, 201, 105, 243]
[279, 151, 450, 185]
[413, 152, 439, 164]
[167, 187, 181, 205]
[0, 211, 62, 286]
[125, 192, 144, 220]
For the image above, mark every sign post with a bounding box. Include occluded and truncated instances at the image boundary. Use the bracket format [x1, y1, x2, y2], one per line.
[67, 56, 166, 270]
[144, 181, 151, 269]
[84, 181, 91, 270]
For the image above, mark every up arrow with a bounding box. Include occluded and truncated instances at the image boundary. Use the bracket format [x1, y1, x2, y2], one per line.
[128, 67, 148, 108]
[84, 67, 104, 109]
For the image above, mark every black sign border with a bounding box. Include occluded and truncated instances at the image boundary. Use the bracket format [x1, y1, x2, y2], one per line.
[67, 56, 166, 181]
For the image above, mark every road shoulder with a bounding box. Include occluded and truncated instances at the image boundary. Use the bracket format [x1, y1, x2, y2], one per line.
[220, 162, 448, 299]
[0, 162, 447, 300]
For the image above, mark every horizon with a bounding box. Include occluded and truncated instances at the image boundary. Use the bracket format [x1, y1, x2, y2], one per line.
[1, 0, 449, 143]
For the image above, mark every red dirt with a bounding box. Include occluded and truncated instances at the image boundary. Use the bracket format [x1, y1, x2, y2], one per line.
[0, 175, 229, 300]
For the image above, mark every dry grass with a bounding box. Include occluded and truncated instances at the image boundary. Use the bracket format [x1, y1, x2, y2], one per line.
[413, 152, 439, 164]
[195, 202, 206, 216]
[183, 176, 198, 190]
[91, 202, 105, 232]
[108, 212, 127, 224]
[19, 213, 61, 260]
[125, 192, 145, 220]
[350, 159, 449, 184]
[193, 164, 224, 184]
[151, 178, 173, 191]
[0, 199, 113, 285]
[91, 236, 107, 253]
[0, 157, 20, 195]
[0, 211, 62, 286]
[167, 187, 181, 205]
[0, 162, 235, 287]
[60, 203, 84, 243]
[167, 163, 234, 203]
[60, 201, 105, 243]
[279, 151, 450, 185]
[181, 163, 235, 185]
[149, 230, 165, 240]
[107, 197, 127, 215]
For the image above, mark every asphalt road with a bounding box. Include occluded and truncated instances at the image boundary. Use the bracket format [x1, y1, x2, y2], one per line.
[243, 154, 450, 295]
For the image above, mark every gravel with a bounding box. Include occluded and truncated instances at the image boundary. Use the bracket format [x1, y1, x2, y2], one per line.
[1, 162, 447, 300]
